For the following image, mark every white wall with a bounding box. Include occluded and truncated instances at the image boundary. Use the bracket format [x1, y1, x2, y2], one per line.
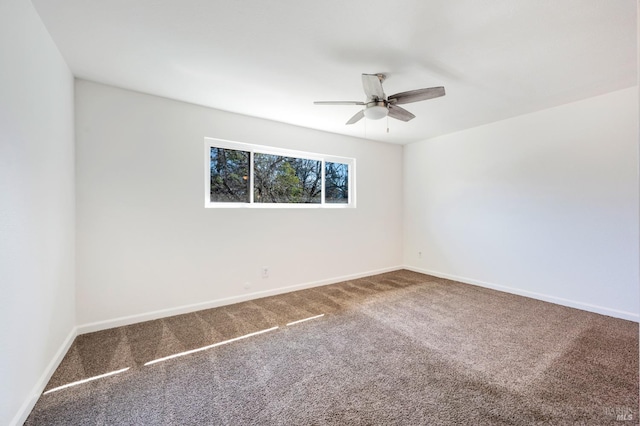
[75, 80, 403, 328]
[0, 1, 76, 424]
[404, 87, 639, 321]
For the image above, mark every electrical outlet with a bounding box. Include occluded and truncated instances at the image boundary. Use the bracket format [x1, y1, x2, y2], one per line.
[243, 282, 251, 290]
[418, 251, 422, 259]
[261, 267, 269, 278]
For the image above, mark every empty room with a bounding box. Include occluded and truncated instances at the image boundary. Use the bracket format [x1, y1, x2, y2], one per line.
[2, 0, 638, 424]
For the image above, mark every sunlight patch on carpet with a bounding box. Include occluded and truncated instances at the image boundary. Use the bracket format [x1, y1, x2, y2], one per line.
[43, 367, 131, 394]
[144, 326, 279, 366]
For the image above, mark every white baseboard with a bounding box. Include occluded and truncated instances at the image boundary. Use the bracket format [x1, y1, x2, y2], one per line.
[404, 265, 639, 323]
[77, 266, 403, 334]
[10, 326, 78, 426]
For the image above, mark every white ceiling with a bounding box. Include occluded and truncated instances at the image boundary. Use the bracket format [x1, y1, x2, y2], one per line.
[32, 0, 637, 145]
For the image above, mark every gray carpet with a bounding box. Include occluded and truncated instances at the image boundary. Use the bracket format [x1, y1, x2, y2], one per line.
[26, 270, 638, 425]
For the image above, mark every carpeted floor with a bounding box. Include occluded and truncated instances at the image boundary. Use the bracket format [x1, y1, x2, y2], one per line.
[26, 270, 638, 425]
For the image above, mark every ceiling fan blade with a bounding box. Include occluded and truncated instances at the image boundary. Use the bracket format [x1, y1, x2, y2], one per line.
[388, 86, 445, 105]
[346, 110, 365, 125]
[314, 101, 365, 105]
[387, 104, 415, 122]
[362, 74, 385, 100]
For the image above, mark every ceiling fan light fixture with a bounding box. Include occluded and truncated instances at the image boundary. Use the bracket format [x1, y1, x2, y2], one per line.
[364, 104, 388, 120]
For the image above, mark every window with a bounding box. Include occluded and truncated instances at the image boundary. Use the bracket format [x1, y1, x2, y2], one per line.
[205, 138, 355, 208]
[254, 153, 321, 204]
[209, 147, 250, 203]
[325, 161, 349, 203]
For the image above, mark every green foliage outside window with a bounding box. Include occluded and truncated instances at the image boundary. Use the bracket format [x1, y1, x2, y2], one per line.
[325, 162, 349, 203]
[210, 148, 250, 202]
[254, 154, 321, 203]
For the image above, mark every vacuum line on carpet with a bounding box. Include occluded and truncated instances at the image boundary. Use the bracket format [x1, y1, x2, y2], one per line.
[43, 367, 131, 395]
[144, 326, 280, 366]
[286, 314, 325, 326]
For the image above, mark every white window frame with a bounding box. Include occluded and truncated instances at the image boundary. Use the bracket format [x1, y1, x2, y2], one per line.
[204, 137, 356, 209]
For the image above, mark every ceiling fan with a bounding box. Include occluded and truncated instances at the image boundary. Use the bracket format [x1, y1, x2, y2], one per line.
[314, 73, 445, 125]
